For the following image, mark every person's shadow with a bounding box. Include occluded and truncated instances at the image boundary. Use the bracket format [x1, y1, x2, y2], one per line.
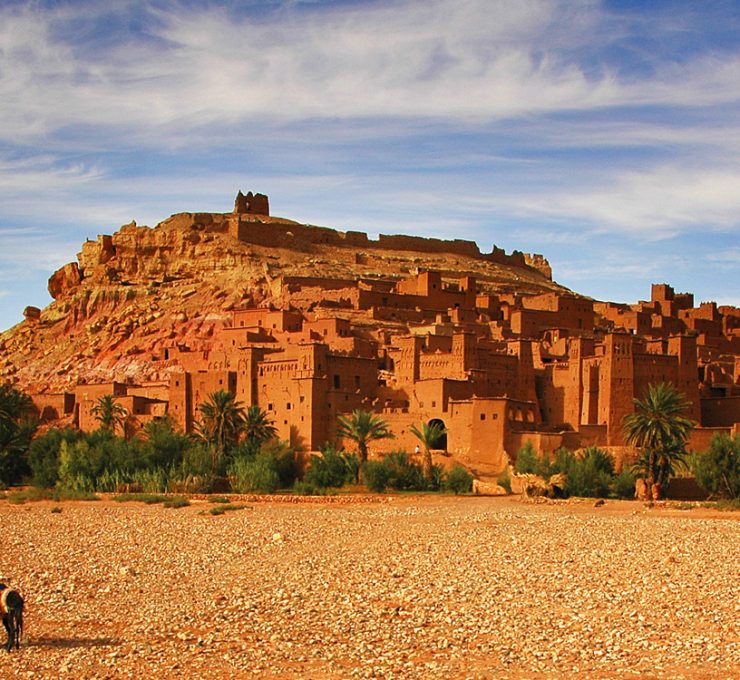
[26, 636, 120, 649]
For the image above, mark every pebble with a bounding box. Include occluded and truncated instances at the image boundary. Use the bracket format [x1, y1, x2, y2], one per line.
[0, 497, 737, 678]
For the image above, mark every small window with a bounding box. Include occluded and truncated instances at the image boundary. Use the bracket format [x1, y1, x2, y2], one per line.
[431, 401, 436, 408]
[334, 375, 341, 389]
[287, 403, 292, 410]
[300, 396, 305, 403]
[493, 413, 498, 420]
[268, 403, 273, 411]
[480, 413, 486, 421]
[354, 375, 360, 388]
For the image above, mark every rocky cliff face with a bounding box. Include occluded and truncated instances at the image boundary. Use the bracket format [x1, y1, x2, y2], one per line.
[1, 206, 568, 393]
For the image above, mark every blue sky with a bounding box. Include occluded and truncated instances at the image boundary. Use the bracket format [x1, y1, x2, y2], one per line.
[1, 0, 739, 331]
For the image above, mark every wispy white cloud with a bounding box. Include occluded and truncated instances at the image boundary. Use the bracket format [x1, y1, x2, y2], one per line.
[1, 0, 740, 145]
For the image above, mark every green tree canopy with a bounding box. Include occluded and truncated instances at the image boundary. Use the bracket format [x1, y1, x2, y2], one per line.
[91, 395, 128, 434]
[622, 382, 694, 500]
[242, 405, 277, 445]
[410, 420, 447, 480]
[335, 410, 394, 483]
[195, 390, 246, 473]
[0, 384, 36, 485]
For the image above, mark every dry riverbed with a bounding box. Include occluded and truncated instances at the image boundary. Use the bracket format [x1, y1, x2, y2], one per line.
[0, 495, 737, 679]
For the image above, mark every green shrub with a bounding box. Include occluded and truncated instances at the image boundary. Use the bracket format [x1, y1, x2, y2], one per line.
[514, 441, 539, 474]
[514, 441, 556, 478]
[50, 506, 62, 514]
[53, 488, 99, 502]
[497, 466, 512, 493]
[444, 465, 473, 494]
[304, 444, 354, 489]
[693, 433, 740, 499]
[229, 454, 280, 494]
[163, 496, 190, 508]
[612, 468, 636, 498]
[260, 439, 298, 488]
[28, 428, 81, 488]
[363, 460, 391, 493]
[7, 487, 53, 504]
[564, 448, 615, 498]
[181, 442, 213, 478]
[112, 493, 167, 504]
[383, 451, 426, 491]
[208, 495, 231, 504]
[142, 417, 192, 470]
[428, 463, 445, 491]
[208, 503, 248, 516]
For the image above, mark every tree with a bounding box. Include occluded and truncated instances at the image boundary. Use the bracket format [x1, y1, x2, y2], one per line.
[693, 433, 740, 499]
[622, 382, 694, 500]
[242, 405, 277, 445]
[410, 421, 447, 480]
[195, 390, 246, 473]
[0, 385, 36, 485]
[335, 410, 394, 483]
[91, 395, 128, 434]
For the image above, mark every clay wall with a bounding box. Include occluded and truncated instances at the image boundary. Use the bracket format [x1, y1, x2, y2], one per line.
[580, 358, 601, 425]
[231, 309, 303, 333]
[632, 353, 679, 401]
[688, 426, 732, 452]
[371, 306, 426, 323]
[666, 335, 701, 421]
[30, 393, 75, 421]
[448, 398, 510, 473]
[598, 334, 635, 446]
[75, 382, 128, 433]
[700, 396, 740, 428]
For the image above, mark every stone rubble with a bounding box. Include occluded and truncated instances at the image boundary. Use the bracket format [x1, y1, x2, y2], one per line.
[0, 496, 737, 678]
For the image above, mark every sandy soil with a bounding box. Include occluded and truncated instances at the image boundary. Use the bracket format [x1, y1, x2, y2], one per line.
[0, 495, 737, 679]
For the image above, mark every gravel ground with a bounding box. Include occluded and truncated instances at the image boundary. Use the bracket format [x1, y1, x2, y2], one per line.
[0, 496, 737, 679]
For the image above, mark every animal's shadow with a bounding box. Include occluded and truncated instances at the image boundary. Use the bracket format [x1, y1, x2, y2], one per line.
[26, 636, 120, 649]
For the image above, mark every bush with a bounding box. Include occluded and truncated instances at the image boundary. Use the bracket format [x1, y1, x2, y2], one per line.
[444, 465, 473, 494]
[28, 428, 81, 488]
[229, 454, 280, 494]
[163, 496, 190, 509]
[428, 463, 445, 491]
[142, 417, 192, 470]
[693, 433, 740, 499]
[612, 468, 636, 498]
[363, 460, 391, 493]
[304, 444, 354, 489]
[514, 441, 539, 474]
[497, 466, 512, 493]
[564, 447, 614, 498]
[208, 503, 248, 516]
[514, 441, 556, 478]
[181, 442, 213, 479]
[383, 451, 426, 491]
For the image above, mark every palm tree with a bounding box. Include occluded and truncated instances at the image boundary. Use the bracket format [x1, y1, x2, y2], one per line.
[195, 390, 246, 473]
[410, 421, 447, 481]
[622, 382, 694, 500]
[91, 395, 128, 434]
[335, 410, 394, 483]
[0, 385, 36, 485]
[243, 405, 277, 445]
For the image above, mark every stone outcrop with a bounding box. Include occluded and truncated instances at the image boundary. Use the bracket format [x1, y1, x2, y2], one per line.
[48, 262, 82, 299]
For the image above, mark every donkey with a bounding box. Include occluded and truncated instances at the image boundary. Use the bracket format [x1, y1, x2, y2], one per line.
[0, 584, 24, 651]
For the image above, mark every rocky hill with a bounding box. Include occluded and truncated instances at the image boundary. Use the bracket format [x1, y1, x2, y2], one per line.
[0, 193, 570, 393]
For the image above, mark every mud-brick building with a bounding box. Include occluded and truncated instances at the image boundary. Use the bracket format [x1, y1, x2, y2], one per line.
[31, 270, 740, 474]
